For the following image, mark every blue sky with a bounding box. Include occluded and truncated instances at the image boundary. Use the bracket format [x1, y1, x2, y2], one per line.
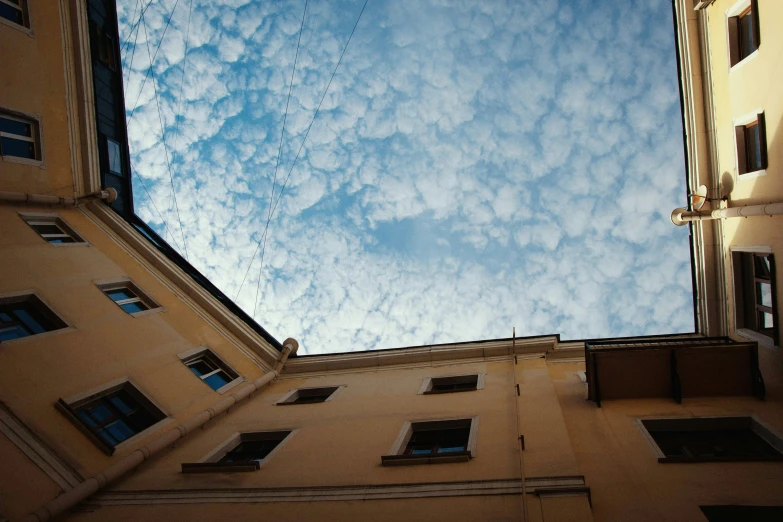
[118, 0, 694, 355]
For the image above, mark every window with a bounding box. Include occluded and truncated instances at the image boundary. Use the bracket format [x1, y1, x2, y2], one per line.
[733, 252, 778, 346]
[57, 381, 166, 455]
[97, 281, 159, 315]
[0, 0, 28, 28]
[20, 214, 85, 245]
[382, 417, 479, 466]
[0, 111, 40, 162]
[735, 113, 767, 175]
[421, 374, 481, 394]
[182, 431, 292, 473]
[0, 294, 67, 342]
[701, 505, 783, 522]
[640, 417, 783, 463]
[106, 138, 122, 174]
[180, 348, 241, 392]
[728, 0, 760, 67]
[276, 386, 340, 405]
[90, 23, 115, 69]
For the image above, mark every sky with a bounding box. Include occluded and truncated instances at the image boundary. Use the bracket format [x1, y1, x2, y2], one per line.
[118, 0, 695, 355]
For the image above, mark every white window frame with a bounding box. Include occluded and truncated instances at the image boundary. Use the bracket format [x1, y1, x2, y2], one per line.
[178, 346, 245, 394]
[729, 245, 778, 350]
[418, 373, 485, 395]
[385, 416, 480, 463]
[0, 108, 43, 166]
[726, 0, 758, 71]
[0, 0, 33, 35]
[19, 212, 87, 247]
[95, 278, 162, 317]
[196, 430, 297, 468]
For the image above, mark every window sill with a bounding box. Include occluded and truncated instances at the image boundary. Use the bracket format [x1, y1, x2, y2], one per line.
[181, 462, 260, 473]
[0, 17, 33, 37]
[128, 307, 165, 318]
[51, 242, 90, 248]
[381, 451, 472, 466]
[215, 376, 246, 395]
[113, 417, 174, 455]
[730, 49, 759, 73]
[1, 154, 44, 168]
[736, 328, 778, 351]
[0, 326, 75, 346]
[738, 169, 766, 181]
[422, 388, 477, 395]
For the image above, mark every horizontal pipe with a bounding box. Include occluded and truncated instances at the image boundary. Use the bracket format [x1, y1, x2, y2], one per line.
[671, 202, 783, 226]
[0, 188, 116, 207]
[21, 338, 298, 522]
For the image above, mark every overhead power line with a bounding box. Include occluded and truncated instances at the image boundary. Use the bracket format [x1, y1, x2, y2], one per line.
[234, 0, 371, 317]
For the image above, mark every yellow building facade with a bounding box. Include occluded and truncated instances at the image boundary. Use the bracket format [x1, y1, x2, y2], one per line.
[1, 1, 783, 521]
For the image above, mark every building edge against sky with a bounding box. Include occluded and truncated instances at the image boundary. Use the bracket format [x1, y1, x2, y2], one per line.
[0, 1, 782, 522]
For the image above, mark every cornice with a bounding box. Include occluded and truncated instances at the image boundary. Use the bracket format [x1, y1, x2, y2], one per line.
[82, 203, 279, 370]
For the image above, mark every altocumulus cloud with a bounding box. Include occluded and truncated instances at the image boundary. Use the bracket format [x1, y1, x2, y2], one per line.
[119, 0, 694, 355]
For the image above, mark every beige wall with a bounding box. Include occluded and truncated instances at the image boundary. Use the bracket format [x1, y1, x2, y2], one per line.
[704, 0, 783, 345]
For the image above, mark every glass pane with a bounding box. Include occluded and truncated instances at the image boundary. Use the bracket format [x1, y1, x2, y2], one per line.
[0, 312, 11, 322]
[120, 301, 148, 314]
[106, 289, 135, 301]
[410, 447, 433, 455]
[758, 283, 772, 307]
[760, 312, 774, 328]
[84, 402, 114, 422]
[0, 116, 31, 136]
[47, 237, 77, 244]
[97, 428, 119, 446]
[204, 371, 231, 390]
[755, 255, 771, 277]
[1, 136, 35, 159]
[0, 325, 28, 341]
[107, 139, 122, 174]
[437, 446, 466, 453]
[0, 3, 23, 25]
[76, 410, 97, 427]
[746, 124, 762, 171]
[14, 308, 46, 334]
[31, 224, 64, 236]
[104, 419, 136, 444]
[188, 359, 215, 377]
[740, 12, 755, 58]
[109, 395, 135, 415]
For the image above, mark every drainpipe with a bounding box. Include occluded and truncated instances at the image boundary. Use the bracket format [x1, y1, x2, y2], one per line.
[21, 338, 298, 522]
[671, 202, 783, 225]
[0, 188, 117, 207]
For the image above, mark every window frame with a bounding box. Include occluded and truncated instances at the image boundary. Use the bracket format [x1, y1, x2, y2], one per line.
[0, 292, 69, 344]
[382, 416, 480, 466]
[182, 430, 296, 473]
[731, 249, 778, 348]
[95, 279, 161, 317]
[734, 111, 768, 177]
[726, 0, 760, 69]
[57, 378, 168, 456]
[276, 386, 343, 405]
[0, 0, 32, 35]
[19, 213, 87, 247]
[419, 374, 484, 395]
[178, 346, 244, 394]
[637, 416, 783, 463]
[0, 108, 43, 166]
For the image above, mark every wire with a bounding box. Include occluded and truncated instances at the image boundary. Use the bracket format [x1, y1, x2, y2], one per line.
[123, 0, 143, 91]
[120, 0, 155, 57]
[126, 0, 181, 124]
[141, 12, 190, 260]
[252, 0, 309, 318]
[235, 0, 370, 313]
[133, 166, 186, 252]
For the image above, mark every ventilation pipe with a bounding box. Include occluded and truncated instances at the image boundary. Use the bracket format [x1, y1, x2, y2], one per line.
[0, 188, 117, 207]
[22, 338, 298, 522]
[671, 202, 783, 225]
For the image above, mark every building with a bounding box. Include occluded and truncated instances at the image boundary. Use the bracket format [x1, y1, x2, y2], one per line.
[1, 0, 782, 521]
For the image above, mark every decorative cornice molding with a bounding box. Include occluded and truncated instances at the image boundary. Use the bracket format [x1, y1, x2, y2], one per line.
[86, 476, 587, 507]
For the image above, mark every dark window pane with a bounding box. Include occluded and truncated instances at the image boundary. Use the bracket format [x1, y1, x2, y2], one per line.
[104, 420, 136, 443]
[755, 255, 771, 277]
[31, 224, 64, 235]
[0, 325, 28, 341]
[410, 447, 432, 455]
[1, 136, 35, 159]
[47, 237, 76, 244]
[745, 124, 762, 171]
[204, 371, 231, 390]
[0, 117, 31, 136]
[0, 4, 23, 25]
[739, 12, 755, 59]
[0, 313, 12, 322]
[85, 403, 114, 423]
[120, 301, 148, 314]
[97, 428, 119, 445]
[108, 395, 135, 414]
[438, 445, 466, 453]
[188, 359, 215, 377]
[106, 289, 135, 301]
[14, 308, 46, 334]
[219, 440, 280, 463]
[126, 408, 157, 431]
[76, 410, 98, 427]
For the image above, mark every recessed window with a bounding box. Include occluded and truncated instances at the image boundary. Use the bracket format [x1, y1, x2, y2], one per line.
[97, 281, 159, 315]
[382, 417, 479, 466]
[0, 294, 67, 342]
[106, 138, 122, 174]
[276, 386, 340, 405]
[181, 348, 241, 392]
[728, 1, 760, 67]
[57, 381, 166, 455]
[182, 431, 292, 473]
[90, 23, 116, 69]
[0, 111, 40, 161]
[423, 375, 480, 394]
[735, 113, 767, 175]
[20, 214, 85, 245]
[0, 0, 29, 28]
[640, 417, 783, 463]
[733, 252, 778, 346]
